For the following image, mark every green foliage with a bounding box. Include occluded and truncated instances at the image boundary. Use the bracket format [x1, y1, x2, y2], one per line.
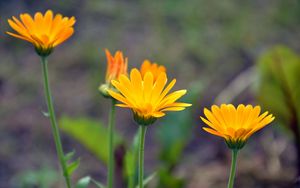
[64, 150, 80, 175]
[64, 150, 76, 162]
[155, 109, 191, 187]
[76, 176, 106, 188]
[157, 169, 184, 188]
[157, 82, 201, 165]
[125, 130, 140, 188]
[67, 158, 80, 175]
[12, 167, 58, 188]
[135, 172, 157, 188]
[155, 82, 202, 187]
[256, 45, 300, 127]
[59, 116, 123, 164]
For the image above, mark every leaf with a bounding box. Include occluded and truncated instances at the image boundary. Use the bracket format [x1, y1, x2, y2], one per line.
[158, 169, 184, 188]
[76, 176, 91, 188]
[125, 130, 140, 188]
[64, 150, 76, 162]
[155, 82, 201, 187]
[157, 111, 191, 165]
[135, 172, 157, 188]
[67, 158, 80, 175]
[59, 116, 123, 164]
[256, 45, 300, 127]
[156, 86, 198, 165]
[11, 166, 58, 188]
[42, 111, 50, 117]
[91, 179, 106, 188]
[76, 176, 106, 188]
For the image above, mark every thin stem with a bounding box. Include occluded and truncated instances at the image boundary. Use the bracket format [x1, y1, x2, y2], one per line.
[107, 99, 116, 188]
[138, 126, 147, 188]
[41, 56, 71, 188]
[227, 149, 238, 188]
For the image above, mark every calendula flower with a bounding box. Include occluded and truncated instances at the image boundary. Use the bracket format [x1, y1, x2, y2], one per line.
[104, 49, 128, 84]
[7, 10, 75, 56]
[99, 49, 128, 97]
[108, 69, 191, 125]
[201, 104, 274, 149]
[140, 60, 166, 81]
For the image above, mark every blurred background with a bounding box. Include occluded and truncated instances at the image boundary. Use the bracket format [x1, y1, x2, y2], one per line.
[1, 0, 300, 187]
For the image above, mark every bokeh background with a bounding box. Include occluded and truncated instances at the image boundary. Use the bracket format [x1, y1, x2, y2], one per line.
[1, 0, 300, 187]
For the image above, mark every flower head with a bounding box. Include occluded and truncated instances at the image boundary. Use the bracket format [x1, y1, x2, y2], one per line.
[108, 69, 191, 125]
[99, 49, 128, 97]
[105, 49, 128, 84]
[7, 10, 75, 56]
[140, 60, 166, 81]
[201, 104, 275, 149]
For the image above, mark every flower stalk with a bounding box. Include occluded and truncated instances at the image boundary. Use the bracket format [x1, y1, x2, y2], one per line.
[227, 149, 238, 188]
[41, 56, 71, 188]
[107, 99, 116, 188]
[138, 125, 147, 188]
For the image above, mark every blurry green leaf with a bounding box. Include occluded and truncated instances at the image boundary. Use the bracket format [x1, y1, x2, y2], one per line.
[155, 82, 201, 187]
[64, 150, 76, 162]
[157, 169, 184, 188]
[12, 167, 58, 188]
[125, 130, 140, 188]
[135, 172, 157, 188]
[256, 45, 300, 127]
[91, 179, 106, 188]
[42, 111, 49, 117]
[76, 176, 106, 188]
[59, 116, 123, 163]
[76, 176, 91, 188]
[67, 158, 80, 175]
[157, 110, 192, 165]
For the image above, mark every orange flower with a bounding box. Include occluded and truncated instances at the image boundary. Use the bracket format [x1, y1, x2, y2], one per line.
[140, 60, 166, 81]
[201, 104, 275, 149]
[105, 49, 128, 84]
[99, 49, 128, 97]
[7, 10, 75, 56]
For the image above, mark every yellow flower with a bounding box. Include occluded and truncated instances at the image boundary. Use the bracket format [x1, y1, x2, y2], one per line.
[105, 49, 128, 84]
[140, 60, 166, 81]
[7, 10, 75, 56]
[201, 104, 275, 149]
[108, 69, 191, 125]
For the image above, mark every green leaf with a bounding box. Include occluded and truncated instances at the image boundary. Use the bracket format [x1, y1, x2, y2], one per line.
[42, 111, 50, 117]
[155, 82, 201, 187]
[12, 166, 58, 188]
[158, 169, 184, 188]
[135, 172, 157, 188]
[59, 116, 123, 164]
[256, 45, 300, 127]
[156, 83, 199, 165]
[67, 158, 80, 175]
[91, 179, 106, 188]
[157, 111, 191, 165]
[125, 130, 140, 188]
[76, 176, 106, 188]
[64, 150, 76, 162]
[76, 176, 91, 188]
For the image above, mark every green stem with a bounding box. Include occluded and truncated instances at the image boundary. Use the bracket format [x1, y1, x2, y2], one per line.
[138, 126, 147, 188]
[40, 56, 71, 188]
[107, 99, 116, 188]
[227, 149, 238, 188]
